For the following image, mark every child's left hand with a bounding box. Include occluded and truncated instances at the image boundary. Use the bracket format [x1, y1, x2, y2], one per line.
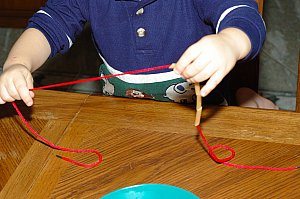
[174, 28, 251, 97]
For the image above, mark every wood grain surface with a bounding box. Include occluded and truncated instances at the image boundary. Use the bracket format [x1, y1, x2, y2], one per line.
[1, 90, 300, 199]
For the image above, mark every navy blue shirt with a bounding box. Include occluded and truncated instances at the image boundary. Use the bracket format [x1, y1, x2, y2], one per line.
[28, 0, 266, 73]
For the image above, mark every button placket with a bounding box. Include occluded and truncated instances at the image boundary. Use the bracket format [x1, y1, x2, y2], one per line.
[136, 27, 146, 37]
[133, 6, 153, 53]
[135, 7, 145, 38]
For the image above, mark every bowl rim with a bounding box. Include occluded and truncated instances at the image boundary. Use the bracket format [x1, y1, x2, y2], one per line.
[101, 183, 199, 199]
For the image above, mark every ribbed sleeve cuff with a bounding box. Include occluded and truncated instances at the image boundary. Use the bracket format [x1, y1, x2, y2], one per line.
[218, 8, 266, 60]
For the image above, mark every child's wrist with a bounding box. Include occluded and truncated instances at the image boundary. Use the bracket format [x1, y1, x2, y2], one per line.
[218, 28, 251, 60]
[3, 63, 31, 73]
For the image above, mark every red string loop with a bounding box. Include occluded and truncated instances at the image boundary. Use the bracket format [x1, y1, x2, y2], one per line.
[209, 144, 235, 163]
[197, 125, 235, 163]
[196, 125, 299, 171]
[12, 101, 103, 168]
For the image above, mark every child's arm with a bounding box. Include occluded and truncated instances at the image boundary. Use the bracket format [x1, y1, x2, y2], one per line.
[1, 0, 86, 106]
[175, 0, 265, 97]
[0, 28, 51, 106]
[175, 27, 251, 97]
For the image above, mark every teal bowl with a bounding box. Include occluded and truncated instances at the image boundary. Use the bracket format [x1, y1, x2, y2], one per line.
[101, 184, 199, 199]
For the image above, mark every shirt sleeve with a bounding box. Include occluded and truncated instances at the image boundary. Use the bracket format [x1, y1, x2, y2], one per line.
[27, 0, 89, 57]
[194, 0, 266, 60]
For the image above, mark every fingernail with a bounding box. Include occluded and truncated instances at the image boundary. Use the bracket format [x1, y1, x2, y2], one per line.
[27, 101, 33, 107]
[201, 90, 207, 97]
[30, 92, 35, 98]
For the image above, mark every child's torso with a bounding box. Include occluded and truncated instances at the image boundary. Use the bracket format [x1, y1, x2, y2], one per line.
[87, 0, 213, 73]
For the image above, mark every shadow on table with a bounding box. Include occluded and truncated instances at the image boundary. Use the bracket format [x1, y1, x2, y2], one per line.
[0, 101, 32, 120]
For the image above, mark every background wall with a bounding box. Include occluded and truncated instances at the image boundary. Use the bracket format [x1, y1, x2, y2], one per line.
[0, 1, 299, 110]
[258, 0, 300, 110]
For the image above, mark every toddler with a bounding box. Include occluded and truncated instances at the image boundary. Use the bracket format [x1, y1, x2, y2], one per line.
[0, 0, 276, 109]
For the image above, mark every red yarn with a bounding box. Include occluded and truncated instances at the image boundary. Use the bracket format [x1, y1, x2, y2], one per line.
[10, 63, 299, 170]
[196, 125, 299, 171]
[30, 64, 171, 91]
[12, 101, 102, 168]
[13, 64, 171, 168]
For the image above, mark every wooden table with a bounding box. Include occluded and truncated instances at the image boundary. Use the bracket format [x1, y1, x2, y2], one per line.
[1, 90, 300, 199]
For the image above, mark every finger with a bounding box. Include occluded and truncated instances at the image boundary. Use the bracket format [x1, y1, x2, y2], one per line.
[200, 71, 224, 97]
[181, 56, 211, 79]
[0, 86, 15, 102]
[17, 85, 33, 106]
[15, 78, 34, 106]
[175, 44, 202, 74]
[0, 97, 5, 104]
[26, 74, 34, 90]
[7, 80, 21, 100]
[30, 91, 35, 98]
[186, 62, 217, 83]
[27, 76, 35, 104]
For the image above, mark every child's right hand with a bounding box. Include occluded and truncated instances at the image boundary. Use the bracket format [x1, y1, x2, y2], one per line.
[0, 64, 34, 106]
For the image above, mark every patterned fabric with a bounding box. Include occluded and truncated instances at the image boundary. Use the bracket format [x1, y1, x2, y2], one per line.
[99, 64, 227, 105]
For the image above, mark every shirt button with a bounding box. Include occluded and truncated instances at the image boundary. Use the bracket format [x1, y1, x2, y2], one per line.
[136, 28, 146, 37]
[136, 8, 144, 15]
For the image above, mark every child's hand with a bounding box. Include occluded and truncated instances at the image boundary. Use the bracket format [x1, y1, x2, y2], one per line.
[0, 64, 34, 106]
[174, 28, 251, 97]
